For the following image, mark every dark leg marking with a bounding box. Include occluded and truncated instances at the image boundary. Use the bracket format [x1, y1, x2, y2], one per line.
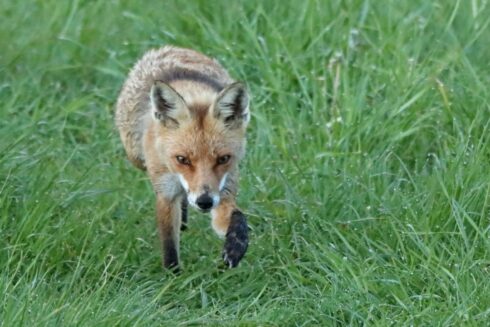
[181, 198, 188, 231]
[163, 239, 179, 272]
[222, 210, 249, 268]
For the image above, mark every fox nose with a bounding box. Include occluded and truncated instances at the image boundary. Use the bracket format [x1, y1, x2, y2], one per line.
[196, 194, 214, 211]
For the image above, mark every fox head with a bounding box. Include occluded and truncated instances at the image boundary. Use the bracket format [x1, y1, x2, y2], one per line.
[150, 81, 249, 211]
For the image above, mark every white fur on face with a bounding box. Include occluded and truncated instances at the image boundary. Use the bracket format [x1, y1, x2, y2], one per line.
[177, 174, 199, 209]
[219, 173, 228, 191]
[188, 192, 199, 209]
[177, 174, 189, 192]
[212, 194, 220, 208]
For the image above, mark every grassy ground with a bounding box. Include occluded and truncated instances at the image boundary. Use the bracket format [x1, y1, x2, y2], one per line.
[1, 0, 490, 325]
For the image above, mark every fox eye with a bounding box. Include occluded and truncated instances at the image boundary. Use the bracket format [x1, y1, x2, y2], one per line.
[217, 155, 231, 165]
[176, 155, 191, 166]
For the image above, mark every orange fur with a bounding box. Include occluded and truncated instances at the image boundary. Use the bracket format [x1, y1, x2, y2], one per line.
[211, 199, 238, 236]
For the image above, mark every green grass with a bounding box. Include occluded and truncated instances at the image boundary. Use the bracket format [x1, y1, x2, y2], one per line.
[1, 0, 490, 325]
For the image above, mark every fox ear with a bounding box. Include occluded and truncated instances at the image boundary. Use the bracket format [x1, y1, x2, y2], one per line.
[150, 81, 189, 127]
[213, 82, 250, 129]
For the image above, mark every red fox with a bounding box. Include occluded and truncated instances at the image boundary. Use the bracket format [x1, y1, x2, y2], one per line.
[116, 46, 249, 271]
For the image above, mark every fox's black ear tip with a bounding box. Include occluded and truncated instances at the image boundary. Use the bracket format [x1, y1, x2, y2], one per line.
[229, 81, 247, 90]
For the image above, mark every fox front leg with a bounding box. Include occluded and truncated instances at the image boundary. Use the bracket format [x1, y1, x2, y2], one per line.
[180, 198, 188, 231]
[212, 200, 248, 268]
[156, 195, 182, 271]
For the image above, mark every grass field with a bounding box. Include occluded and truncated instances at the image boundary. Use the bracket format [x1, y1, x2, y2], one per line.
[1, 0, 490, 325]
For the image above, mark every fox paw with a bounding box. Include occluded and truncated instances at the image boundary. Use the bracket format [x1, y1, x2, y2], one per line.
[222, 210, 248, 268]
